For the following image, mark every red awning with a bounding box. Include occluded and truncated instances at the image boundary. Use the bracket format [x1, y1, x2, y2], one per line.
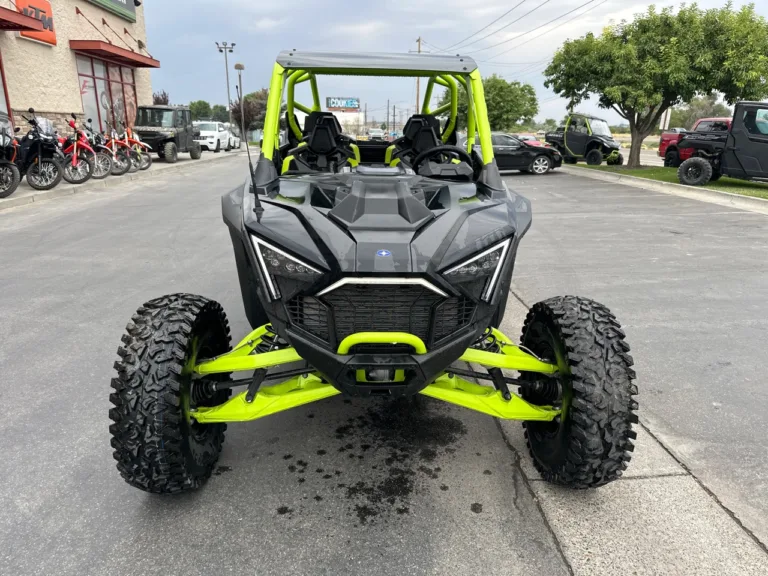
[0, 6, 44, 31]
[69, 40, 160, 68]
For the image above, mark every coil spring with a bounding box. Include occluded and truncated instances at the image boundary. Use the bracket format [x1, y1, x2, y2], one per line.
[472, 327, 500, 353]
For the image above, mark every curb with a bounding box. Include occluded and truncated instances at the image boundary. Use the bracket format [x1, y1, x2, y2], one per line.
[561, 166, 768, 215]
[0, 150, 248, 213]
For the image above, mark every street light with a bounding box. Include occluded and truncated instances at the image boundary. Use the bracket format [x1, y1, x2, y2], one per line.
[215, 41, 235, 126]
[234, 63, 245, 143]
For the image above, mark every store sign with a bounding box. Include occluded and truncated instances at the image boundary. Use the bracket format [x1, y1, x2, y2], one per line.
[326, 97, 360, 112]
[85, 0, 137, 23]
[17, 0, 56, 46]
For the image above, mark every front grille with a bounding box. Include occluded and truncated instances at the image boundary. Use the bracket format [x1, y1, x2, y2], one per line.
[287, 283, 475, 348]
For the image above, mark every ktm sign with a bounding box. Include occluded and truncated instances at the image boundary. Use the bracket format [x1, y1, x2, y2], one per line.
[17, 0, 56, 46]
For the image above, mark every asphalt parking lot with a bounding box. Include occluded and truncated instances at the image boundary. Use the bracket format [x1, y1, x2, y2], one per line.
[1, 157, 766, 575]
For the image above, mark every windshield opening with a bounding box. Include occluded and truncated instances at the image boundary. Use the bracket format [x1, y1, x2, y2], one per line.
[590, 119, 612, 137]
[136, 109, 174, 128]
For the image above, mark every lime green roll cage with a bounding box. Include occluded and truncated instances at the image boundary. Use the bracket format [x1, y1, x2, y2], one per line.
[262, 63, 495, 165]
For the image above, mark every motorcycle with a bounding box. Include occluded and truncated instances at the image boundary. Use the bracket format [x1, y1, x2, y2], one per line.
[79, 119, 114, 180]
[16, 108, 63, 191]
[59, 113, 95, 185]
[0, 119, 21, 198]
[120, 122, 152, 171]
[103, 120, 138, 175]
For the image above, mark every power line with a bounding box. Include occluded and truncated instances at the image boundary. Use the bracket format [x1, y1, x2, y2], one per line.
[485, 0, 610, 60]
[457, 0, 552, 52]
[436, 1, 529, 53]
[466, 0, 597, 54]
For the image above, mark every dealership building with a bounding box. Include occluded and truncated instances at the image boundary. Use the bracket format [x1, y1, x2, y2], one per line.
[0, 0, 157, 133]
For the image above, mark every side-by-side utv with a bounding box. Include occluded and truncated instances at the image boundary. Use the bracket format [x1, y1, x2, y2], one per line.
[109, 51, 638, 495]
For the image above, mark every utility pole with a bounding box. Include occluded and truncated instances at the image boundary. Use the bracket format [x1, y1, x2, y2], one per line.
[215, 41, 235, 126]
[364, 103, 367, 128]
[416, 37, 422, 113]
[386, 98, 389, 133]
[392, 104, 396, 135]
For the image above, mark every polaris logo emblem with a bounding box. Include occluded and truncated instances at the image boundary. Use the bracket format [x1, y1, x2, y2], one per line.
[376, 249, 391, 257]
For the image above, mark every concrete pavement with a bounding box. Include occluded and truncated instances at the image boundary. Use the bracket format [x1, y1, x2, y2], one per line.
[1, 157, 767, 575]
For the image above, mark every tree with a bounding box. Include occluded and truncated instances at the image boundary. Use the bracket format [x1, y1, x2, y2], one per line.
[211, 105, 229, 123]
[437, 75, 538, 131]
[152, 90, 169, 105]
[189, 100, 211, 121]
[544, 3, 768, 168]
[230, 89, 269, 133]
[668, 94, 732, 130]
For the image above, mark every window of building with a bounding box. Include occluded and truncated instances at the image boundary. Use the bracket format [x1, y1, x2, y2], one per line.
[77, 55, 137, 131]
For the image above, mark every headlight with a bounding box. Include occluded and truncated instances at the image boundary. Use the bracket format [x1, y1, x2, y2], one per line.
[251, 236, 322, 299]
[444, 239, 511, 301]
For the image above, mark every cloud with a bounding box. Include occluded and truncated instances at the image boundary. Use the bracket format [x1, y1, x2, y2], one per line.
[332, 21, 387, 36]
[250, 17, 285, 31]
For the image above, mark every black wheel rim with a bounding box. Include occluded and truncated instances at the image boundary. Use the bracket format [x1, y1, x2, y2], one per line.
[0, 165, 13, 191]
[687, 165, 701, 179]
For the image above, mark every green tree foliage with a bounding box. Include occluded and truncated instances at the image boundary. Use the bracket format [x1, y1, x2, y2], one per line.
[230, 89, 269, 132]
[668, 94, 732, 130]
[438, 75, 538, 131]
[544, 3, 768, 167]
[211, 105, 229, 123]
[152, 90, 169, 105]
[189, 100, 211, 121]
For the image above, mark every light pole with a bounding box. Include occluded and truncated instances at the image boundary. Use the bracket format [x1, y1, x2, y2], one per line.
[235, 62, 245, 143]
[215, 41, 235, 126]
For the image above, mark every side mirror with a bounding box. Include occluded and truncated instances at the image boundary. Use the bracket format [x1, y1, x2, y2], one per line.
[88, 118, 92, 123]
[14, 127, 20, 133]
[28, 107, 35, 114]
[71, 113, 77, 120]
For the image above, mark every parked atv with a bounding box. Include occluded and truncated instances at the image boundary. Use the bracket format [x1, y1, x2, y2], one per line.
[545, 113, 623, 165]
[677, 101, 768, 187]
[110, 51, 638, 495]
[133, 105, 201, 163]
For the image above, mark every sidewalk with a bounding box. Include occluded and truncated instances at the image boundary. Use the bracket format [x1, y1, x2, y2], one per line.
[493, 293, 768, 575]
[0, 149, 248, 212]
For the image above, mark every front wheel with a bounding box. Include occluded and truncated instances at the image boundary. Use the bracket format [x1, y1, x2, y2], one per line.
[138, 149, 152, 170]
[585, 149, 603, 166]
[189, 143, 202, 160]
[0, 161, 21, 198]
[678, 157, 713, 186]
[163, 142, 178, 163]
[530, 155, 551, 175]
[214, 139, 221, 153]
[109, 294, 232, 494]
[91, 151, 113, 180]
[26, 158, 63, 190]
[519, 296, 638, 488]
[111, 150, 131, 176]
[62, 153, 93, 184]
[127, 150, 141, 173]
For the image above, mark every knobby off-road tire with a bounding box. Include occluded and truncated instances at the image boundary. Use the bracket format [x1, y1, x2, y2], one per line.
[139, 149, 152, 170]
[163, 141, 178, 163]
[519, 296, 638, 488]
[189, 143, 202, 160]
[678, 156, 712, 186]
[585, 149, 603, 165]
[109, 294, 232, 494]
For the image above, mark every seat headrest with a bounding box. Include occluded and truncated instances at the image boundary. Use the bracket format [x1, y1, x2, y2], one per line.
[304, 111, 342, 138]
[308, 124, 336, 155]
[411, 125, 440, 155]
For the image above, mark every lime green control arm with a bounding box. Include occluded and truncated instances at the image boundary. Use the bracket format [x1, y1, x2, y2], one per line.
[191, 325, 559, 424]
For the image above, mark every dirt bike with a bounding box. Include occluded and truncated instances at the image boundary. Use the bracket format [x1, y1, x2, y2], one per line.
[59, 113, 95, 185]
[100, 121, 133, 176]
[104, 120, 140, 173]
[119, 121, 152, 171]
[16, 108, 63, 191]
[76, 119, 114, 180]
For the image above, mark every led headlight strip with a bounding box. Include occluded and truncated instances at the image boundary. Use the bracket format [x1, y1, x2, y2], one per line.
[444, 238, 511, 301]
[250, 235, 322, 300]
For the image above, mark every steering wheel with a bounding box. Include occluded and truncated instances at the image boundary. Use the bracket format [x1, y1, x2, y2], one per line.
[412, 145, 473, 175]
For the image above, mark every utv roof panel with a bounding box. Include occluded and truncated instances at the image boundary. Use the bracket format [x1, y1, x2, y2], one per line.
[276, 50, 477, 74]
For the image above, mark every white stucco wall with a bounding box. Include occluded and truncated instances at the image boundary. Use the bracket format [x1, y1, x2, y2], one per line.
[0, 0, 153, 125]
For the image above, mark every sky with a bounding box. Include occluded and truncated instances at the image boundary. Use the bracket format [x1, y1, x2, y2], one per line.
[145, 0, 766, 125]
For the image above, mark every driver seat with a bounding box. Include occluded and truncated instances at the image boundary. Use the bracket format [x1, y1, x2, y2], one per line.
[282, 123, 353, 173]
[388, 114, 442, 167]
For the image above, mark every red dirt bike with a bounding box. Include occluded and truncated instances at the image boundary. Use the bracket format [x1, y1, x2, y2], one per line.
[77, 119, 114, 180]
[118, 121, 152, 171]
[103, 120, 141, 174]
[58, 113, 95, 185]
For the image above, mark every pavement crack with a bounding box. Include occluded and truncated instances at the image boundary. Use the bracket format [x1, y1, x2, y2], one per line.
[639, 421, 768, 555]
[493, 418, 575, 576]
